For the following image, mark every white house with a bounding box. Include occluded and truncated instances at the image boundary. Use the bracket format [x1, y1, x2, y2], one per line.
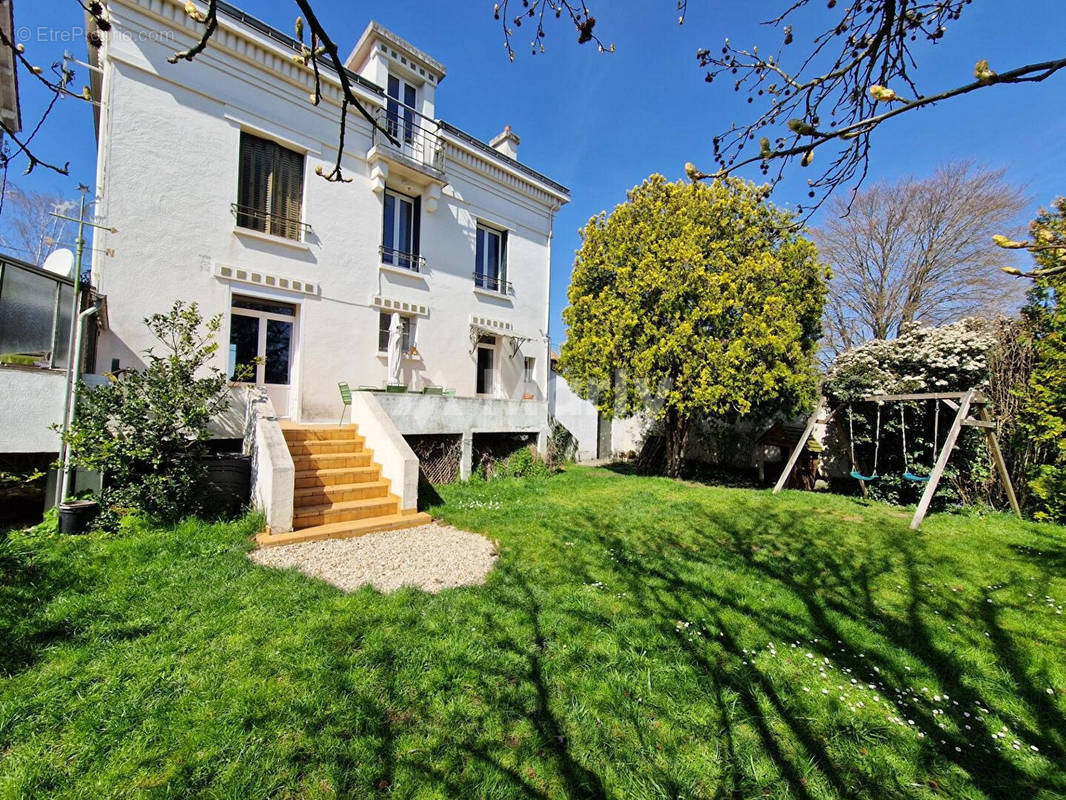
[83, 0, 569, 540]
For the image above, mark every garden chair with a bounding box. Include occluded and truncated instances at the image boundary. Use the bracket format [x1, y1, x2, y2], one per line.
[338, 381, 352, 426]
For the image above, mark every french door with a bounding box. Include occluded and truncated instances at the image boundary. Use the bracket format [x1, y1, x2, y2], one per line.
[228, 295, 298, 418]
[386, 75, 417, 144]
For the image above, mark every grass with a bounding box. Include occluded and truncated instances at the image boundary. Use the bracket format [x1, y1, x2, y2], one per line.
[1, 466, 1065, 799]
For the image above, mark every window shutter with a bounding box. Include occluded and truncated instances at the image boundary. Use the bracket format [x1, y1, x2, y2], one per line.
[271, 146, 305, 240]
[412, 196, 421, 258]
[237, 133, 270, 232]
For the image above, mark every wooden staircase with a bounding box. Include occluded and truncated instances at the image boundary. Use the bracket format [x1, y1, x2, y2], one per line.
[255, 424, 431, 548]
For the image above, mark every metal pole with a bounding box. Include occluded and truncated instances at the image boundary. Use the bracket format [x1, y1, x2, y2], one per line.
[54, 189, 87, 506]
[59, 305, 99, 503]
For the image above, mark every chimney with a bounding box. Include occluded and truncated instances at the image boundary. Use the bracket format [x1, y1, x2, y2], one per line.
[489, 125, 520, 160]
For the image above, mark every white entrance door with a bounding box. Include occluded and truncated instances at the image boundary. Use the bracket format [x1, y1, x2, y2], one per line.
[228, 295, 298, 418]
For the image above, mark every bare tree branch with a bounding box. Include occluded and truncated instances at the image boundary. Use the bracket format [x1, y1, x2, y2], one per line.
[167, 0, 218, 62]
[815, 163, 1028, 359]
[0, 0, 116, 180]
[496, 0, 613, 60]
[494, 2, 1066, 217]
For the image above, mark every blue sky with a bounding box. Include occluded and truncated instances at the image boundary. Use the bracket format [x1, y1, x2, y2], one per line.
[5, 1, 1066, 349]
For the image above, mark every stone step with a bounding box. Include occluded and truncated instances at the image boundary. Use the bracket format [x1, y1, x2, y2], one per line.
[286, 437, 365, 456]
[256, 511, 433, 548]
[291, 451, 374, 471]
[293, 496, 401, 528]
[282, 424, 360, 442]
[294, 465, 381, 489]
[294, 480, 391, 507]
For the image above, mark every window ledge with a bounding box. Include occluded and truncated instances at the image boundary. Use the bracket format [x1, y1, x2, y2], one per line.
[473, 287, 513, 302]
[379, 262, 428, 280]
[233, 226, 312, 252]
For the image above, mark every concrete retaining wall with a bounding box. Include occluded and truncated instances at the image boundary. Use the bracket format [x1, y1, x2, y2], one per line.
[372, 392, 548, 479]
[243, 389, 294, 532]
[0, 366, 66, 454]
[547, 371, 599, 462]
[351, 392, 420, 511]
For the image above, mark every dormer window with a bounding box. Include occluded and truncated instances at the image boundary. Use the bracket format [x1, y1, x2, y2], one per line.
[386, 75, 417, 143]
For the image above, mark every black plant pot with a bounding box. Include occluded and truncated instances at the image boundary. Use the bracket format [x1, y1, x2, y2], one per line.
[196, 454, 252, 520]
[58, 500, 100, 534]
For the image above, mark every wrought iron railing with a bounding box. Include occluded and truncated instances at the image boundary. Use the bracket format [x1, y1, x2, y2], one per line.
[473, 272, 513, 295]
[231, 203, 312, 241]
[379, 245, 426, 272]
[373, 104, 443, 173]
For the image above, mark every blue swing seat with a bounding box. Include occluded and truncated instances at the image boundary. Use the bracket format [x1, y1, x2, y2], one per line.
[902, 471, 930, 483]
[850, 470, 878, 482]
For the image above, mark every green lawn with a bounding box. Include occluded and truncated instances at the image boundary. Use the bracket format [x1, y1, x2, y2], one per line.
[2, 466, 1065, 799]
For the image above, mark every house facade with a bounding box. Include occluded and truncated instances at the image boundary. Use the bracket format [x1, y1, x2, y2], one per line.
[87, 0, 568, 438]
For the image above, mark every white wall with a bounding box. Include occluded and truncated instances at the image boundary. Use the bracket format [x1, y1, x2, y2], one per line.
[547, 369, 599, 461]
[0, 367, 66, 453]
[612, 415, 650, 457]
[91, 0, 566, 426]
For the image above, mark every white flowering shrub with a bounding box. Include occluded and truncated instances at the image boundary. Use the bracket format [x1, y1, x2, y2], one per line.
[827, 320, 995, 401]
[824, 320, 998, 507]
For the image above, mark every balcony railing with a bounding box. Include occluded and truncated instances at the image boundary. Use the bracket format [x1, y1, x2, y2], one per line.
[372, 104, 443, 175]
[473, 272, 513, 295]
[379, 245, 426, 273]
[231, 203, 312, 242]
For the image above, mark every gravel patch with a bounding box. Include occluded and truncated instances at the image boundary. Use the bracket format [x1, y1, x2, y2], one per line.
[248, 522, 498, 594]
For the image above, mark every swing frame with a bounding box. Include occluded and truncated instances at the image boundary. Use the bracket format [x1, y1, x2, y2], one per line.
[772, 389, 1021, 530]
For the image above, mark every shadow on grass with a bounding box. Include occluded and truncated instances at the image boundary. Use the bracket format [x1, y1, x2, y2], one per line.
[563, 496, 1065, 799]
[0, 530, 79, 677]
[4, 474, 1065, 799]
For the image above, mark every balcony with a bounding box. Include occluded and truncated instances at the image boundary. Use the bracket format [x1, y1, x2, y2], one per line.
[473, 272, 513, 296]
[369, 104, 444, 183]
[231, 203, 312, 243]
[379, 245, 426, 273]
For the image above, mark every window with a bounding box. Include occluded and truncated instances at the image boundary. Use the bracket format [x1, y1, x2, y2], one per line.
[378, 312, 415, 353]
[228, 295, 297, 385]
[381, 189, 420, 270]
[475, 224, 508, 293]
[236, 132, 305, 241]
[524, 357, 535, 383]
[386, 74, 417, 143]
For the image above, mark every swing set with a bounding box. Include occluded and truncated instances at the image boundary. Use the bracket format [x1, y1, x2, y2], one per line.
[773, 388, 1021, 530]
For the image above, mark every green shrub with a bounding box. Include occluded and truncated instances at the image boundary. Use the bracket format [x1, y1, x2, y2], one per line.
[546, 416, 578, 467]
[824, 319, 998, 509]
[1020, 198, 1066, 523]
[491, 446, 552, 480]
[61, 302, 243, 528]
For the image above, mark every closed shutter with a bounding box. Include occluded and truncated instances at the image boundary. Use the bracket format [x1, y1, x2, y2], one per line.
[237, 133, 270, 232]
[271, 145, 305, 240]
